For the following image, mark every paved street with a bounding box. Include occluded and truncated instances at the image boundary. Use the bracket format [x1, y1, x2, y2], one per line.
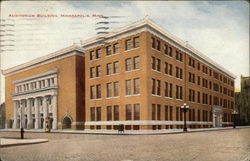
[0, 128, 250, 161]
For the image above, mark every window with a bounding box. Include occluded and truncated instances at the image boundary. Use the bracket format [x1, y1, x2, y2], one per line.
[113, 43, 119, 54]
[134, 104, 140, 120]
[151, 37, 156, 49]
[156, 58, 161, 71]
[156, 40, 161, 51]
[125, 79, 131, 95]
[90, 51, 95, 60]
[152, 56, 156, 70]
[96, 84, 101, 99]
[106, 45, 112, 56]
[96, 107, 101, 121]
[125, 39, 132, 50]
[176, 107, 179, 121]
[156, 80, 161, 96]
[197, 76, 200, 85]
[96, 65, 101, 77]
[198, 110, 200, 121]
[152, 104, 156, 120]
[176, 85, 183, 100]
[125, 58, 132, 71]
[165, 105, 169, 120]
[176, 67, 183, 79]
[164, 62, 172, 75]
[90, 67, 95, 78]
[126, 104, 132, 120]
[90, 86, 95, 99]
[90, 107, 95, 121]
[134, 56, 140, 70]
[114, 105, 119, 121]
[106, 63, 112, 75]
[133, 37, 139, 48]
[96, 49, 101, 59]
[157, 104, 161, 120]
[176, 51, 183, 62]
[197, 92, 200, 103]
[113, 81, 119, 97]
[107, 106, 112, 121]
[164, 82, 173, 98]
[152, 79, 156, 95]
[189, 89, 195, 102]
[113, 61, 119, 74]
[134, 78, 140, 94]
[170, 106, 173, 121]
[106, 83, 112, 97]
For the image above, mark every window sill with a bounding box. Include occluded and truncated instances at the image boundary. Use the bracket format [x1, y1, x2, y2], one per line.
[152, 94, 161, 97]
[125, 69, 140, 73]
[125, 47, 140, 53]
[90, 98, 103, 101]
[106, 96, 120, 99]
[125, 94, 140, 97]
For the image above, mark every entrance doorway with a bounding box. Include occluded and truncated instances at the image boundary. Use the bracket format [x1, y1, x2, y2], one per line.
[62, 116, 72, 129]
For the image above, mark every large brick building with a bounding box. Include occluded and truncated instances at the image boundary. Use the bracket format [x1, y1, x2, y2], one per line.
[3, 18, 236, 132]
[81, 18, 236, 130]
[3, 45, 85, 130]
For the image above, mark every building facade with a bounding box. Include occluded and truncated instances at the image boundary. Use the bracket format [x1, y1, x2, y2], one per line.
[81, 18, 236, 131]
[3, 18, 236, 132]
[3, 45, 85, 130]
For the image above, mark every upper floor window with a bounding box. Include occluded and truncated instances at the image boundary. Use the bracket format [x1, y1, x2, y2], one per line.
[106, 63, 112, 75]
[134, 56, 140, 70]
[125, 39, 132, 50]
[152, 37, 156, 49]
[106, 45, 112, 56]
[113, 43, 119, 54]
[125, 58, 132, 71]
[90, 50, 95, 60]
[156, 40, 161, 51]
[176, 51, 183, 62]
[113, 61, 119, 74]
[133, 37, 139, 48]
[96, 49, 101, 59]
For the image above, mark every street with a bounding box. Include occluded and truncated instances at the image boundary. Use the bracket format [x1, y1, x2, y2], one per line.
[0, 128, 250, 161]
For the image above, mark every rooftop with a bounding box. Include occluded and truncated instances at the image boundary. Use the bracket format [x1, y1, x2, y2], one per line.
[81, 17, 236, 79]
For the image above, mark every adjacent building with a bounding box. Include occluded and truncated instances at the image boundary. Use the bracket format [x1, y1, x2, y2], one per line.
[81, 18, 236, 131]
[235, 75, 250, 125]
[2, 45, 85, 130]
[0, 103, 5, 129]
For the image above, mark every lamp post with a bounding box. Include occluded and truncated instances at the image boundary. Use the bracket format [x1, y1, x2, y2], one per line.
[181, 103, 189, 132]
[232, 110, 238, 128]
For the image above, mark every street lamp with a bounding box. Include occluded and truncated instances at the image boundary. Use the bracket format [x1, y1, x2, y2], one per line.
[232, 110, 238, 128]
[181, 103, 189, 132]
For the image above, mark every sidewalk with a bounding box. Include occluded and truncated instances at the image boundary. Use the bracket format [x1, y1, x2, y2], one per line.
[1, 126, 250, 135]
[0, 138, 48, 147]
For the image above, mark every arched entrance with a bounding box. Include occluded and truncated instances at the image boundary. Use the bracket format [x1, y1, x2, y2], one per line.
[62, 116, 72, 129]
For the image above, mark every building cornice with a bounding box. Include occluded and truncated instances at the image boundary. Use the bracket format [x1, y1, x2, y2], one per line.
[2, 45, 85, 77]
[81, 17, 236, 79]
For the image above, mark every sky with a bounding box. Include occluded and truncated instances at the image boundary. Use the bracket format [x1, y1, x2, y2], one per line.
[0, 1, 249, 103]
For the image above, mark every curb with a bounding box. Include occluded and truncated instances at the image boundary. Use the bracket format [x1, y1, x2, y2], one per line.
[0, 139, 48, 148]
